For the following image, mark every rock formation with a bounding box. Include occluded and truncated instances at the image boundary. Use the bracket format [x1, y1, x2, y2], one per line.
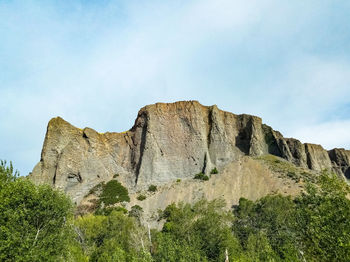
[30, 101, 350, 206]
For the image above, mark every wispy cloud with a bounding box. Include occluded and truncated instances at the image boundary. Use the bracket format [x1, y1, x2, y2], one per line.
[291, 120, 350, 150]
[1, 0, 350, 174]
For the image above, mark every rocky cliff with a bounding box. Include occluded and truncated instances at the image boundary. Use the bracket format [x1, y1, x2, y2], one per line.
[30, 101, 350, 208]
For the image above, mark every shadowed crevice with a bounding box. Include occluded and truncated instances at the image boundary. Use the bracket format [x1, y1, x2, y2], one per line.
[345, 167, 350, 179]
[134, 112, 148, 185]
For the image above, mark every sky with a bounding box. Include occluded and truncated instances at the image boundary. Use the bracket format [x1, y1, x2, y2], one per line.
[1, 0, 350, 175]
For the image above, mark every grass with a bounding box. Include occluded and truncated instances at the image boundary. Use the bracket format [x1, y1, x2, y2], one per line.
[256, 154, 316, 183]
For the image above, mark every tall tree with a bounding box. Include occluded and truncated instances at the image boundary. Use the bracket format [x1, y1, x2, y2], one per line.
[0, 160, 73, 261]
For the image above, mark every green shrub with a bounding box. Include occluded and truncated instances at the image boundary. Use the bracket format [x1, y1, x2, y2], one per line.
[131, 205, 143, 211]
[129, 205, 143, 219]
[194, 172, 209, 181]
[210, 167, 218, 174]
[100, 180, 130, 206]
[137, 194, 146, 201]
[113, 174, 119, 178]
[148, 184, 157, 192]
[176, 179, 181, 183]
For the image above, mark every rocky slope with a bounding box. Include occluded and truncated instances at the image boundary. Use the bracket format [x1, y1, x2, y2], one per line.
[30, 101, 350, 212]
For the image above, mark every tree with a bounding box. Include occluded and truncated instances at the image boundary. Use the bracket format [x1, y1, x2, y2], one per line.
[0, 160, 73, 261]
[152, 232, 205, 262]
[233, 195, 300, 261]
[0, 160, 19, 187]
[155, 199, 243, 262]
[294, 172, 350, 262]
[74, 210, 152, 262]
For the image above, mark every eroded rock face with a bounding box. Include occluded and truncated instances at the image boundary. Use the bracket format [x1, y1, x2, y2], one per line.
[30, 101, 350, 204]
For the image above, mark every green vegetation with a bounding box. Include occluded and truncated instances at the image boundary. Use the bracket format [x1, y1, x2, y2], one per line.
[129, 205, 143, 221]
[0, 161, 73, 261]
[137, 194, 147, 201]
[73, 211, 152, 261]
[100, 180, 130, 205]
[1, 159, 350, 261]
[194, 172, 209, 181]
[148, 184, 157, 192]
[176, 179, 181, 183]
[210, 167, 218, 174]
[113, 173, 120, 178]
[256, 154, 315, 183]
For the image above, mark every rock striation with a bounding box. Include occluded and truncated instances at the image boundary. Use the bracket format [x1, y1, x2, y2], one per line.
[30, 101, 350, 204]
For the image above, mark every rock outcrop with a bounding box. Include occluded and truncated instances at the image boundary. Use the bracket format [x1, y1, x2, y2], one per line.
[30, 101, 350, 205]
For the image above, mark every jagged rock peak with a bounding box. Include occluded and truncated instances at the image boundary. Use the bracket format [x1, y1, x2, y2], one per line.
[30, 101, 350, 204]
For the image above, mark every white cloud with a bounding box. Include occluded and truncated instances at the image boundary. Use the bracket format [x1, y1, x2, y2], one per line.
[290, 120, 350, 150]
[1, 0, 350, 175]
[255, 56, 350, 130]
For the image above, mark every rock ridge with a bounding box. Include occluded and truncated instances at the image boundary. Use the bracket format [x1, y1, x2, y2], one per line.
[30, 101, 350, 204]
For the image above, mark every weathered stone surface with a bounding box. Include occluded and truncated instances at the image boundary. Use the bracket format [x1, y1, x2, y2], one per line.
[127, 156, 304, 228]
[328, 148, 350, 179]
[29, 101, 350, 205]
[304, 143, 332, 172]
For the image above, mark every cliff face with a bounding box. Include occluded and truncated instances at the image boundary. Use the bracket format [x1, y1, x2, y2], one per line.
[30, 101, 350, 204]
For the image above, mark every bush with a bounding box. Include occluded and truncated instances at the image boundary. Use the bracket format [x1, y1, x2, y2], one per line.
[176, 179, 181, 183]
[194, 172, 209, 181]
[148, 184, 157, 192]
[129, 205, 143, 219]
[100, 180, 130, 206]
[113, 174, 119, 178]
[137, 194, 146, 201]
[210, 167, 218, 174]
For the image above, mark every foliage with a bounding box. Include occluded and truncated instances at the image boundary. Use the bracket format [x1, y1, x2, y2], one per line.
[148, 184, 157, 192]
[194, 172, 209, 181]
[129, 205, 144, 221]
[0, 160, 74, 262]
[155, 199, 243, 261]
[152, 232, 205, 262]
[1, 160, 349, 261]
[293, 172, 350, 262]
[137, 194, 147, 201]
[0, 160, 19, 188]
[100, 180, 130, 206]
[233, 195, 300, 261]
[232, 172, 350, 262]
[73, 211, 152, 261]
[210, 167, 218, 174]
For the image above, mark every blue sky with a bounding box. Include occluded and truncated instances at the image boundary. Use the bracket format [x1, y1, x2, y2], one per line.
[1, 0, 350, 175]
